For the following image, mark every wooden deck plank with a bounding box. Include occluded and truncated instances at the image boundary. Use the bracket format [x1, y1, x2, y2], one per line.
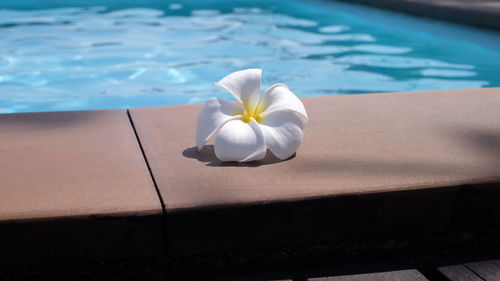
[438, 264, 482, 281]
[465, 259, 500, 281]
[308, 269, 428, 281]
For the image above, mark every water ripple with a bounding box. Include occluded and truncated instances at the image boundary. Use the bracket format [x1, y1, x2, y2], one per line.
[0, 0, 499, 113]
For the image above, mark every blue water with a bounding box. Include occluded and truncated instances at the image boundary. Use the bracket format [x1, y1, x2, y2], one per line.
[1, 0, 499, 113]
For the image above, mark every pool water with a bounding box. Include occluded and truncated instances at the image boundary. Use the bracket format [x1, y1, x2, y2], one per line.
[1, 0, 499, 113]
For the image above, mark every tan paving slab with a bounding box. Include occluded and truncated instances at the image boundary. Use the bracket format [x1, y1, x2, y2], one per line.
[0, 110, 163, 263]
[130, 88, 500, 255]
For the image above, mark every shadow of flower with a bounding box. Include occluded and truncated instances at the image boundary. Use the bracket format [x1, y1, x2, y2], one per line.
[182, 145, 294, 167]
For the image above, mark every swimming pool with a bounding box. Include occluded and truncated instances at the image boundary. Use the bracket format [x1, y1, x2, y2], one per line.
[1, 0, 499, 113]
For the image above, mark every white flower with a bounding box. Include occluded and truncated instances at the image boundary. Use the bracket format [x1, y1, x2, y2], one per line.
[196, 69, 308, 162]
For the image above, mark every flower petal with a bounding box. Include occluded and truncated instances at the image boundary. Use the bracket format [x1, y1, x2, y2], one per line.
[214, 118, 266, 162]
[258, 84, 308, 122]
[214, 69, 261, 113]
[259, 110, 305, 160]
[196, 98, 244, 150]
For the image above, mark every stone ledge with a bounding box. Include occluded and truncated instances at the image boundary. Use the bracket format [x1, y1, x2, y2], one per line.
[129, 87, 500, 256]
[0, 110, 163, 263]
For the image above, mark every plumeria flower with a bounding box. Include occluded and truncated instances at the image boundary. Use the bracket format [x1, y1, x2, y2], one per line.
[196, 69, 308, 162]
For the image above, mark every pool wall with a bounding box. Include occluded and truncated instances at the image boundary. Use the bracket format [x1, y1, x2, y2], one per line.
[334, 0, 500, 30]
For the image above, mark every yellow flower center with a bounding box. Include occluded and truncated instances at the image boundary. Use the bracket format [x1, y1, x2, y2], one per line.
[240, 102, 265, 123]
[241, 111, 261, 123]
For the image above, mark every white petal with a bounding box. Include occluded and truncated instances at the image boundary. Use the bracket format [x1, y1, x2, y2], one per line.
[258, 84, 308, 122]
[214, 119, 266, 162]
[214, 69, 261, 112]
[196, 98, 244, 150]
[259, 110, 305, 160]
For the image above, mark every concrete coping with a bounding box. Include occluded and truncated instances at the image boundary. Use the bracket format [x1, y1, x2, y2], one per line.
[0, 110, 163, 263]
[1, 87, 499, 262]
[130, 87, 500, 255]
